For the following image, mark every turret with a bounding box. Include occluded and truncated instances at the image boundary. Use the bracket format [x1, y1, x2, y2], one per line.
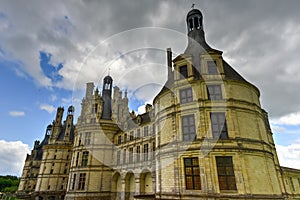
[101, 75, 113, 120]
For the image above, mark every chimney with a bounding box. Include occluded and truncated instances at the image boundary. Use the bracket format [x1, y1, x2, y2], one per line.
[167, 48, 172, 80]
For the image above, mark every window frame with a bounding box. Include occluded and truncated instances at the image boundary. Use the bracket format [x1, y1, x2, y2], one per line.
[181, 115, 196, 141]
[216, 156, 237, 191]
[207, 60, 218, 75]
[179, 65, 188, 79]
[180, 88, 193, 104]
[184, 157, 201, 190]
[81, 151, 89, 167]
[207, 85, 222, 100]
[78, 173, 86, 190]
[210, 112, 228, 139]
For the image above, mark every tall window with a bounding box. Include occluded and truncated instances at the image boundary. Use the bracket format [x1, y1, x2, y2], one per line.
[136, 146, 140, 162]
[152, 124, 155, 135]
[117, 135, 122, 144]
[143, 144, 149, 161]
[78, 133, 82, 146]
[179, 65, 188, 79]
[216, 156, 236, 190]
[180, 88, 193, 104]
[129, 148, 133, 164]
[207, 60, 218, 75]
[92, 103, 98, 114]
[75, 152, 79, 167]
[130, 131, 134, 141]
[184, 157, 201, 190]
[152, 142, 155, 159]
[182, 115, 196, 141]
[71, 174, 76, 190]
[84, 132, 91, 145]
[290, 177, 295, 191]
[207, 85, 222, 100]
[81, 151, 89, 167]
[78, 173, 86, 190]
[144, 126, 149, 137]
[210, 113, 228, 139]
[124, 134, 127, 143]
[117, 151, 121, 165]
[137, 129, 141, 138]
[123, 149, 127, 164]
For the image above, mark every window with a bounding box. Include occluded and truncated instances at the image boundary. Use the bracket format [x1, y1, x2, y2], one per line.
[144, 144, 149, 161]
[184, 157, 201, 190]
[64, 169, 67, 174]
[290, 177, 295, 191]
[216, 156, 236, 190]
[92, 103, 98, 114]
[117, 135, 122, 144]
[136, 146, 140, 162]
[137, 129, 141, 138]
[78, 133, 82, 146]
[181, 115, 196, 141]
[152, 124, 155, 135]
[207, 85, 222, 100]
[180, 88, 193, 104]
[144, 126, 149, 137]
[123, 149, 127, 164]
[91, 118, 96, 123]
[84, 132, 91, 145]
[78, 173, 86, 190]
[50, 169, 53, 174]
[129, 148, 133, 164]
[124, 134, 127, 143]
[130, 131, 134, 141]
[152, 142, 155, 159]
[75, 152, 79, 167]
[210, 113, 228, 139]
[117, 151, 121, 165]
[207, 60, 218, 75]
[179, 65, 188, 79]
[81, 151, 89, 167]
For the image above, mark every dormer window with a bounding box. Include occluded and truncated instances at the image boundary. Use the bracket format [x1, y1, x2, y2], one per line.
[179, 65, 188, 79]
[207, 60, 218, 75]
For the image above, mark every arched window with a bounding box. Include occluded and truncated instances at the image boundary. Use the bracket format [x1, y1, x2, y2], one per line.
[194, 17, 199, 29]
[189, 19, 193, 30]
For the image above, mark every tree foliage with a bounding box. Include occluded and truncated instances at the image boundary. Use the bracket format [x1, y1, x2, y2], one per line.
[0, 175, 20, 193]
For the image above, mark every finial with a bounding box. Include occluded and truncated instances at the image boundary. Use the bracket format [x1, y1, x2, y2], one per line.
[191, 3, 195, 9]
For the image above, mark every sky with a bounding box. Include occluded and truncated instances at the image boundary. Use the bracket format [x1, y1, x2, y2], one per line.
[0, 0, 300, 176]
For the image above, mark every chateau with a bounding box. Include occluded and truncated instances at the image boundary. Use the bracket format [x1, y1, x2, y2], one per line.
[17, 8, 300, 200]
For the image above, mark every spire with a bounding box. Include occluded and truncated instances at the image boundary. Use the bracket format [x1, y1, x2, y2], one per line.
[184, 7, 211, 54]
[101, 75, 113, 120]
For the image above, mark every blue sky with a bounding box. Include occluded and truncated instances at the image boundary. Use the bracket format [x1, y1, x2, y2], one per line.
[1, 0, 300, 176]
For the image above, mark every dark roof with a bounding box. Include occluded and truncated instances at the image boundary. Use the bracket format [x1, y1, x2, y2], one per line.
[223, 60, 248, 82]
[187, 9, 202, 19]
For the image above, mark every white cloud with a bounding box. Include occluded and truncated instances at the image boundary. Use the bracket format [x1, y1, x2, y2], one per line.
[0, 140, 30, 176]
[271, 112, 300, 126]
[9, 110, 25, 117]
[276, 142, 300, 170]
[39, 104, 55, 114]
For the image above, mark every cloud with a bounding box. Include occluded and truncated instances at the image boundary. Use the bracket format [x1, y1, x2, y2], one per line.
[0, 140, 30, 176]
[39, 104, 55, 113]
[276, 141, 300, 170]
[1, 0, 300, 120]
[271, 112, 300, 126]
[9, 110, 25, 117]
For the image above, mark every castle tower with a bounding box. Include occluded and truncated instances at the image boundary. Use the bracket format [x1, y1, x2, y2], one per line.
[65, 76, 120, 200]
[34, 106, 75, 200]
[153, 8, 285, 199]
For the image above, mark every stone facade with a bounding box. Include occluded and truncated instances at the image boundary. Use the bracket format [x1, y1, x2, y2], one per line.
[18, 8, 300, 200]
